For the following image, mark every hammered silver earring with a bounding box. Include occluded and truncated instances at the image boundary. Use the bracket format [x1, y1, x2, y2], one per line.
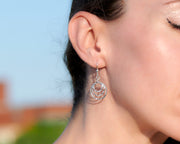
[90, 64, 107, 100]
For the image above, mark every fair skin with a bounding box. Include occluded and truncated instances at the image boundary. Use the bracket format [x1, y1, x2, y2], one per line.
[55, 0, 180, 143]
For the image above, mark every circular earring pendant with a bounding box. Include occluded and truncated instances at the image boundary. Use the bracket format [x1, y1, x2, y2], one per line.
[90, 66, 107, 100]
[90, 81, 107, 100]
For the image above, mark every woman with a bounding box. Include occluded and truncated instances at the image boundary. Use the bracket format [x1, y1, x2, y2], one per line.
[55, 0, 180, 143]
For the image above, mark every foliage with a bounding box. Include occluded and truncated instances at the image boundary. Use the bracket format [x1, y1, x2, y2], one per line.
[15, 119, 68, 144]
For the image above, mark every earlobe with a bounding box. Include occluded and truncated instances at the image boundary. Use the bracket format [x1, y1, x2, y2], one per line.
[68, 11, 106, 68]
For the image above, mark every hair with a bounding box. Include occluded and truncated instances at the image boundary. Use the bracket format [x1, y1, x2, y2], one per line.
[63, 0, 179, 143]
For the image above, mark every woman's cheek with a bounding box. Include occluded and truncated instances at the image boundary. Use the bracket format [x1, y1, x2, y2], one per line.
[107, 23, 180, 119]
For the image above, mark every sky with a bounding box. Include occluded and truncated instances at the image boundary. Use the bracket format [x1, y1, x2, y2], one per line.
[0, 0, 73, 109]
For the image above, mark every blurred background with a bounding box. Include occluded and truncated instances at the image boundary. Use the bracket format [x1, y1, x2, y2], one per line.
[0, 0, 73, 143]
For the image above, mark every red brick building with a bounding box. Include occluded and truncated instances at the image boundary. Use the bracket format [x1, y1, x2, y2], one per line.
[0, 82, 72, 143]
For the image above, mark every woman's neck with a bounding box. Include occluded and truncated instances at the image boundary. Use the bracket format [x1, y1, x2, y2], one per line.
[54, 94, 168, 144]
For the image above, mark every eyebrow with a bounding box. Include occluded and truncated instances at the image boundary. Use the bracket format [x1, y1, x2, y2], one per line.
[164, 0, 180, 5]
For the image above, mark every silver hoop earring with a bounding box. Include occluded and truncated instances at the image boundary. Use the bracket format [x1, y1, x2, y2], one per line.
[90, 65, 107, 100]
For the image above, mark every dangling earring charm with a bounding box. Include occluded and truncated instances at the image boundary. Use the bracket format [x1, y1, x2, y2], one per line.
[90, 64, 107, 100]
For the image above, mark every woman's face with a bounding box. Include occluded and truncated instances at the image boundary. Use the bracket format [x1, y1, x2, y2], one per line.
[105, 0, 180, 140]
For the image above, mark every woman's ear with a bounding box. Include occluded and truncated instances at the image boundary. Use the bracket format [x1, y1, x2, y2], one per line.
[68, 11, 106, 68]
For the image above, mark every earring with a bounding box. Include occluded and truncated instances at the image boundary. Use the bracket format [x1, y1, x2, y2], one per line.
[90, 64, 107, 100]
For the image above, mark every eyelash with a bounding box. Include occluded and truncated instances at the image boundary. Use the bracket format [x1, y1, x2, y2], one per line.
[167, 18, 180, 30]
